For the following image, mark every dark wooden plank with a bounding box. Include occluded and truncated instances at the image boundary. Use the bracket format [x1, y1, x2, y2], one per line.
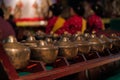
[20, 53, 120, 80]
[0, 43, 19, 80]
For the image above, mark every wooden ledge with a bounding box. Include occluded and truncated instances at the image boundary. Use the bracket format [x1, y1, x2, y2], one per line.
[20, 53, 120, 80]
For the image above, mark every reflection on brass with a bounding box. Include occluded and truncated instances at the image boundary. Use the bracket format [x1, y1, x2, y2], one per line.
[110, 34, 120, 47]
[3, 36, 30, 69]
[22, 35, 37, 47]
[59, 47, 78, 59]
[56, 36, 78, 59]
[71, 31, 82, 41]
[45, 35, 54, 46]
[89, 33, 105, 52]
[30, 40, 58, 64]
[84, 33, 90, 40]
[74, 35, 91, 54]
[100, 35, 113, 49]
[35, 30, 46, 40]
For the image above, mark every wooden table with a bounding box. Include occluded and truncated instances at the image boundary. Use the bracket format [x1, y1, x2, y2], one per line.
[0, 42, 120, 80]
[19, 53, 120, 80]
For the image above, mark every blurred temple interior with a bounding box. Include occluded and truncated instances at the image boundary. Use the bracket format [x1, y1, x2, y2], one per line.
[0, 0, 120, 80]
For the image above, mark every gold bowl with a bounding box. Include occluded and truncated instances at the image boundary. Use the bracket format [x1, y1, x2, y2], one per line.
[89, 33, 105, 52]
[100, 34, 113, 49]
[109, 34, 120, 47]
[74, 35, 91, 54]
[30, 40, 58, 64]
[56, 36, 78, 59]
[3, 36, 30, 69]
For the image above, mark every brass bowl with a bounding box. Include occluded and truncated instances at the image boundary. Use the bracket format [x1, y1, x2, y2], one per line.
[89, 33, 105, 52]
[84, 33, 90, 40]
[56, 36, 78, 59]
[90, 43, 104, 52]
[30, 40, 58, 64]
[77, 44, 91, 54]
[21, 35, 37, 47]
[45, 35, 54, 46]
[3, 36, 30, 69]
[100, 35, 113, 49]
[59, 47, 78, 59]
[35, 30, 46, 40]
[74, 35, 91, 54]
[110, 34, 120, 47]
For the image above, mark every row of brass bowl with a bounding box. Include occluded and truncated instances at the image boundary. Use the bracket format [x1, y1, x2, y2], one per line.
[21, 36, 58, 64]
[74, 33, 106, 53]
[23, 35, 78, 60]
[3, 33, 120, 69]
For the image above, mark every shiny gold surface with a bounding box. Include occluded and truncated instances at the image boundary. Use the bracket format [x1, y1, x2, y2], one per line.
[3, 36, 30, 69]
[22, 36, 37, 47]
[100, 35, 113, 49]
[59, 47, 78, 59]
[110, 34, 120, 47]
[74, 35, 91, 54]
[30, 40, 58, 64]
[56, 36, 78, 59]
[84, 33, 90, 40]
[89, 33, 105, 52]
[45, 35, 54, 46]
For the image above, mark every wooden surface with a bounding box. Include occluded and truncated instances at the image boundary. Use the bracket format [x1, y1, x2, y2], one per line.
[0, 43, 19, 80]
[20, 53, 120, 80]
[0, 42, 120, 80]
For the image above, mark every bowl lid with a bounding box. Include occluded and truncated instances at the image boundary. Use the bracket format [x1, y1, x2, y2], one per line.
[100, 34, 112, 43]
[89, 33, 104, 45]
[109, 33, 120, 41]
[55, 36, 77, 48]
[4, 36, 28, 49]
[74, 35, 90, 46]
[36, 40, 58, 50]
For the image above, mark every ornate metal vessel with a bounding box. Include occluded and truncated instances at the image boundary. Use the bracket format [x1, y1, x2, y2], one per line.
[74, 35, 91, 54]
[89, 33, 105, 52]
[35, 30, 46, 40]
[109, 34, 120, 47]
[30, 40, 58, 64]
[100, 35, 113, 49]
[22, 35, 37, 47]
[83, 33, 90, 40]
[3, 36, 30, 69]
[55, 36, 78, 59]
[45, 35, 54, 46]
